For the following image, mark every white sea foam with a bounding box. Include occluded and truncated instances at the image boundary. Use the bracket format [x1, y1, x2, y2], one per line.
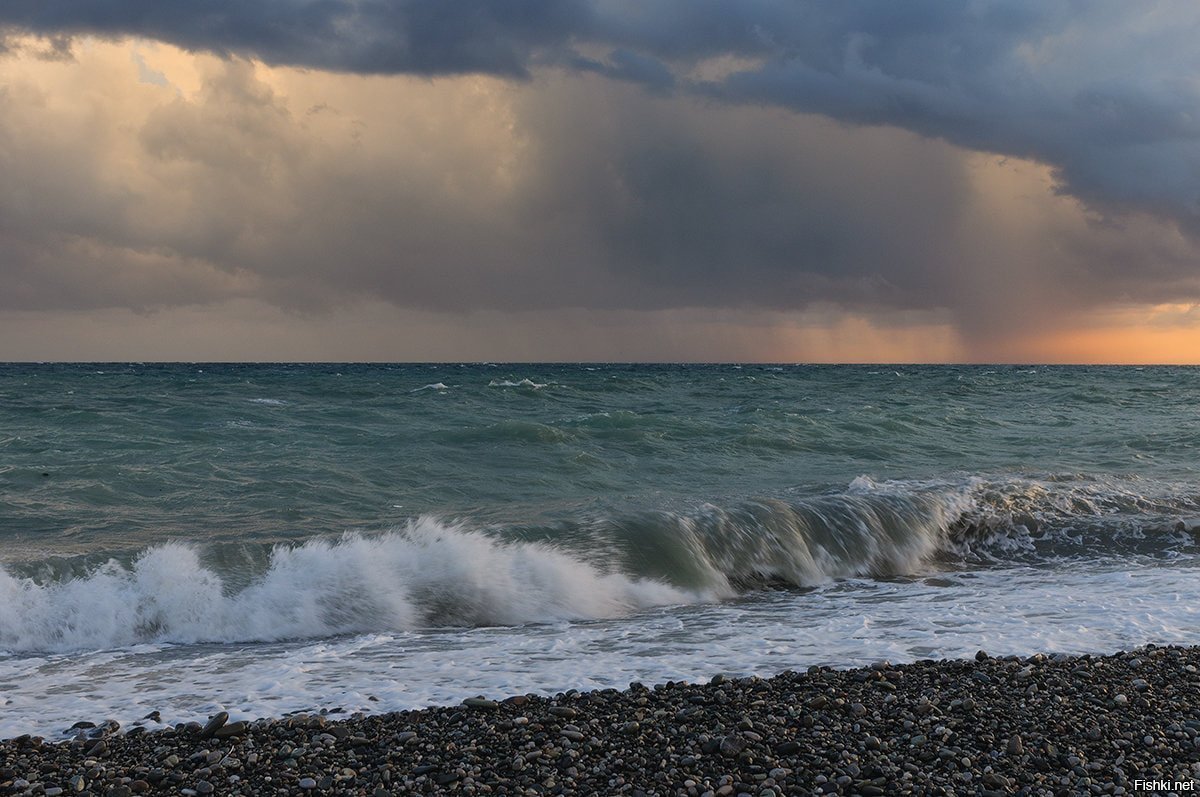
[488, 379, 549, 388]
[3, 561, 1198, 740]
[0, 520, 697, 654]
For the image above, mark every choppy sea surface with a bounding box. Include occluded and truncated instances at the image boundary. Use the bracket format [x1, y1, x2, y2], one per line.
[2, 363, 1199, 738]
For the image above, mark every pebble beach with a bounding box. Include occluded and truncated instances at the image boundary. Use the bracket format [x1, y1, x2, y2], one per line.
[3, 645, 1198, 796]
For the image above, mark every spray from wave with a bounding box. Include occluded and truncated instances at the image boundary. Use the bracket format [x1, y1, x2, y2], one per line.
[0, 521, 698, 654]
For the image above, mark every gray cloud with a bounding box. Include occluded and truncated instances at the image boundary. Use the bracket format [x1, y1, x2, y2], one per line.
[700, 4, 1200, 237]
[2, 1, 1198, 231]
[2, 3, 1200, 359]
[3, 52, 1195, 346]
[0, 1, 593, 76]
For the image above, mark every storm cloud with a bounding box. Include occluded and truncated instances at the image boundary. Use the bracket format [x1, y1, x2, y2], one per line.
[3, 1, 1198, 228]
[1, 3, 1199, 359]
[0, 0, 593, 76]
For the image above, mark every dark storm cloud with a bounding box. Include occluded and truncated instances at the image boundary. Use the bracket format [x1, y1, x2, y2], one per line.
[0, 0, 593, 76]
[0, 61, 971, 317]
[2, 1, 1197, 230]
[567, 49, 675, 93]
[2, 0, 1200, 352]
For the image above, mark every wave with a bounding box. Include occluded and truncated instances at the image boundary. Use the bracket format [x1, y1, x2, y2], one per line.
[3, 474, 1198, 653]
[433, 420, 575, 444]
[935, 475, 1200, 561]
[0, 521, 698, 654]
[488, 378, 549, 389]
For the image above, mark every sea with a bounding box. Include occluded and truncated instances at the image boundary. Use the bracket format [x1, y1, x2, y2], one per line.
[1, 363, 1198, 739]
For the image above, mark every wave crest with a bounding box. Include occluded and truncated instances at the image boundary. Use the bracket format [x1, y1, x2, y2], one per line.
[4, 474, 1198, 654]
[0, 521, 697, 654]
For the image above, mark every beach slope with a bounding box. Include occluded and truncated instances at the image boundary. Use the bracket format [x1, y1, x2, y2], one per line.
[3, 645, 1197, 795]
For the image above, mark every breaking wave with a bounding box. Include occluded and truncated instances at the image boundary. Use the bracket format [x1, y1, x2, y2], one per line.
[0, 521, 695, 654]
[3, 475, 1198, 653]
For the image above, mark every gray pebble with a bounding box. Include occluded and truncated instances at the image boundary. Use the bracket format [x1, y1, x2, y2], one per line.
[199, 712, 228, 739]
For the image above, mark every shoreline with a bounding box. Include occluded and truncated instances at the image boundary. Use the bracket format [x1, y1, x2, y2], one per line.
[3, 645, 1199, 795]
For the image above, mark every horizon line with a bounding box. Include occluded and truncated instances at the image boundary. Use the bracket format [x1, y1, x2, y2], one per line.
[2, 361, 1197, 368]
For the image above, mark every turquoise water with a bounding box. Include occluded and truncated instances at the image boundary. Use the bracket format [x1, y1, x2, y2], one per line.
[6, 363, 1198, 545]
[2, 364, 1199, 736]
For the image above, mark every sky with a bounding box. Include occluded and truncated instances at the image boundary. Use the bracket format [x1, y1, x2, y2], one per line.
[1, 2, 1199, 362]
